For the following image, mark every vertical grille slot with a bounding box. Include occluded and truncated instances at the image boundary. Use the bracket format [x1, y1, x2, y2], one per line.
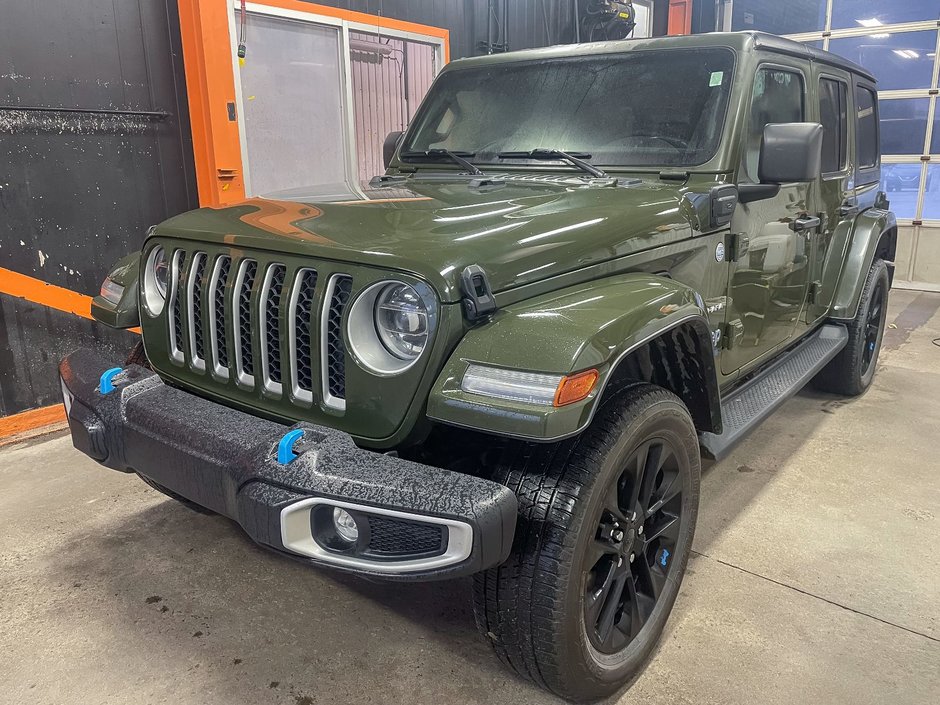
[168, 250, 186, 363]
[322, 274, 353, 410]
[259, 263, 287, 395]
[289, 268, 318, 403]
[187, 252, 207, 371]
[208, 255, 231, 379]
[233, 259, 258, 388]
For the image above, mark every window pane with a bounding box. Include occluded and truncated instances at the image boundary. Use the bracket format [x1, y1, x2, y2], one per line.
[239, 14, 350, 198]
[827, 31, 937, 91]
[881, 98, 929, 155]
[350, 32, 437, 188]
[856, 86, 878, 168]
[819, 79, 847, 171]
[931, 102, 940, 154]
[923, 165, 940, 220]
[831, 0, 940, 30]
[731, 0, 828, 34]
[881, 165, 922, 219]
[744, 69, 804, 180]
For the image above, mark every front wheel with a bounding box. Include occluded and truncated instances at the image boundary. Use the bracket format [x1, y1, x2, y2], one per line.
[472, 384, 700, 701]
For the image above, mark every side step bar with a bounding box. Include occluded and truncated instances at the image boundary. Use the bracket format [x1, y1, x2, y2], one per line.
[701, 324, 849, 461]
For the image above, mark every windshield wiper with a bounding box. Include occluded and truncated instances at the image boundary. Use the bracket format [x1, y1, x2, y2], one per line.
[497, 149, 608, 179]
[399, 149, 484, 176]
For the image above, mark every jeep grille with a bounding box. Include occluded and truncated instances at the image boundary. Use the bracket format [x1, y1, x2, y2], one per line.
[164, 247, 352, 411]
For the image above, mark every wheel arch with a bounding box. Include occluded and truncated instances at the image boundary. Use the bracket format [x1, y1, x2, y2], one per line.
[600, 317, 722, 434]
[830, 208, 897, 321]
[426, 273, 723, 441]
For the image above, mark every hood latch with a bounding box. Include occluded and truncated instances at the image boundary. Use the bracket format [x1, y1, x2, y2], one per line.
[460, 265, 497, 322]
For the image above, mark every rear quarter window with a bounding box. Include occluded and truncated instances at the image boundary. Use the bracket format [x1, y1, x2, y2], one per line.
[856, 86, 879, 169]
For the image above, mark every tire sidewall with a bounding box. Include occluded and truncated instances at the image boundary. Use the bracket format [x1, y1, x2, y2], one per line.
[557, 394, 701, 694]
[857, 260, 890, 390]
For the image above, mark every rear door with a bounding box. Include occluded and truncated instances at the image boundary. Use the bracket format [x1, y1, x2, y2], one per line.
[806, 68, 853, 325]
[722, 63, 814, 375]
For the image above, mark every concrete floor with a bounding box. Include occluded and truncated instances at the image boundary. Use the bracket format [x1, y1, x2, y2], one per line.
[2, 290, 939, 705]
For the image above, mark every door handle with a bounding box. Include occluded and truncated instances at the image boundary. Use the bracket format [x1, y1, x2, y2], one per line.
[789, 215, 821, 232]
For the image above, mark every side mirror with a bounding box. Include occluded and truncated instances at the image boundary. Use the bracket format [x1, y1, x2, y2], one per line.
[383, 130, 403, 169]
[740, 122, 823, 203]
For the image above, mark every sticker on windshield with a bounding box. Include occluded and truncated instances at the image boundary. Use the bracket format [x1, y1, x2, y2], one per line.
[709, 71, 724, 87]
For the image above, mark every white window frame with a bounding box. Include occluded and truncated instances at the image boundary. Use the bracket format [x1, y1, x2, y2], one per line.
[225, 1, 446, 198]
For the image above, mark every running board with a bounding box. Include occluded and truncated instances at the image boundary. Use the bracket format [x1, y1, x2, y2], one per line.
[700, 324, 849, 461]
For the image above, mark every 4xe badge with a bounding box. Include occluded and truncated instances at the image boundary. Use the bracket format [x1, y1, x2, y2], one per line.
[715, 242, 725, 262]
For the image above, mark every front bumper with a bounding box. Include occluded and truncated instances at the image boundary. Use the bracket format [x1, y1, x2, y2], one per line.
[59, 348, 517, 580]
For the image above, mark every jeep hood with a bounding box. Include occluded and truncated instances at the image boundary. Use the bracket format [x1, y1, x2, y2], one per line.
[153, 176, 693, 303]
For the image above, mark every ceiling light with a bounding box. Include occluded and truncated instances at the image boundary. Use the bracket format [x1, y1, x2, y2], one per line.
[869, 33, 889, 39]
[893, 49, 920, 59]
[856, 18, 883, 27]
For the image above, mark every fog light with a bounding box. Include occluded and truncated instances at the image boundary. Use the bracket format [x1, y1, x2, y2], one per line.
[333, 507, 359, 542]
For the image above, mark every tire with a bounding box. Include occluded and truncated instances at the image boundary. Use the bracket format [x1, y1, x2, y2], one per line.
[472, 384, 701, 701]
[813, 259, 889, 396]
[138, 474, 215, 515]
[125, 340, 150, 368]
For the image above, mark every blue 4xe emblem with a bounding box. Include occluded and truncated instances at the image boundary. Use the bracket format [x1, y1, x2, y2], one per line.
[660, 548, 670, 568]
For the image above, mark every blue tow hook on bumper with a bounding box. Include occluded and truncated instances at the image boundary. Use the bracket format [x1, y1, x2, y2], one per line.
[58, 348, 518, 581]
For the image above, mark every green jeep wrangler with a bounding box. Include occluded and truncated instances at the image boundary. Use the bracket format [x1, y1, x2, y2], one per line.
[61, 31, 895, 701]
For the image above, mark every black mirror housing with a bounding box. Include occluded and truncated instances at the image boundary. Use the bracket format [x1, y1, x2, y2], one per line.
[383, 130, 404, 170]
[758, 122, 823, 184]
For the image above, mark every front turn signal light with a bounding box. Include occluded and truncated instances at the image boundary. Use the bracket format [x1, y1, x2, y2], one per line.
[553, 369, 599, 407]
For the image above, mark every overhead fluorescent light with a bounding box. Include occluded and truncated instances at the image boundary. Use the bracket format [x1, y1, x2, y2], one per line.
[893, 49, 920, 59]
[869, 33, 889, 39]
[856, 18, 883, 27]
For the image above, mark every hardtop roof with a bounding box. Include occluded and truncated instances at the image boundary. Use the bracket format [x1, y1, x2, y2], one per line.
[447, 31, 876, 84]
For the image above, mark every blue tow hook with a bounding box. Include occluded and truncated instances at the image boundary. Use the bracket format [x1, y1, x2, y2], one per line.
[98, 367, 123, 395]
[277, 429, 305, 464]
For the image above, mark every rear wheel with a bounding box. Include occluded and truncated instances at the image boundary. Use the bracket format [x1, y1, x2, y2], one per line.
[813, 259, 889, 396]
[472, 384, 700, 701]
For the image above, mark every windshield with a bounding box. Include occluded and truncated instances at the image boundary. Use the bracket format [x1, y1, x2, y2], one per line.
[403, 48, 735, 168]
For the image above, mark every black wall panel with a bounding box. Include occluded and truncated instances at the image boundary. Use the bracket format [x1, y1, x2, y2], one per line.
[0, 0, 197, 416]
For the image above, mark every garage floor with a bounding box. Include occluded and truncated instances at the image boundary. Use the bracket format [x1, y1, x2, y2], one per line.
[2, 289, 938, 705]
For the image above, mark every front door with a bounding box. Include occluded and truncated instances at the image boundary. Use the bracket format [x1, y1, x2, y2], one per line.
[722, 65, 814, 375]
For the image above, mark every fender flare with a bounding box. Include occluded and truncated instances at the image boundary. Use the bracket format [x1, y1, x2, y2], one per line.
[830, 208, 897, 321]
[91, 251, 140, 329]
[426, 273, 721, 441]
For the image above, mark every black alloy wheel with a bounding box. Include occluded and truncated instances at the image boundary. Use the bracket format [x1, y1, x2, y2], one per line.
[583, 437, 687, 654]
[861, 276, 887, 377]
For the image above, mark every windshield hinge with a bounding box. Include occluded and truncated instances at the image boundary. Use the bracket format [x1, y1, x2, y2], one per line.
[726, 233, 750, 262]
[460, 265, 498, 322]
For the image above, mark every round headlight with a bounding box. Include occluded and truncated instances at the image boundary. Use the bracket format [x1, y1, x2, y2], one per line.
[142, 246, 169, 316]
[374, 283, 428, 360]
[346, 280, 434, 375]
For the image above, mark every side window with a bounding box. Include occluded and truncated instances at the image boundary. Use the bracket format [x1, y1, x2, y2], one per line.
[745, 68, 805, 181]
[819, 78, 847, 173]
[856, 86, 879, 169]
